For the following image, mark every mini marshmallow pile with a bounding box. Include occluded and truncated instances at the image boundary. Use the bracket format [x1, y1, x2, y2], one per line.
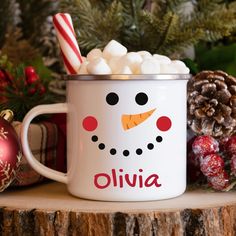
[78, 40, 190, 75]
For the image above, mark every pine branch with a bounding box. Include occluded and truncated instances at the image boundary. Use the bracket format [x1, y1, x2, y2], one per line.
[165, 0, 190, 13]
[59, 0, 236, 58]
[120, 0, 146, 50]
[190, 1, 236, 42]
[61, 0, 123, 53]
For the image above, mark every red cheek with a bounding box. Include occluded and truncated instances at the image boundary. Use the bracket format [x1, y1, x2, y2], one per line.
[156, 116, 172, 131]
[82, 116, 98, 131]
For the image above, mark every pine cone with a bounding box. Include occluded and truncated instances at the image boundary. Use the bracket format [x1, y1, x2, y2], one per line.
[187, 70, 236, 137]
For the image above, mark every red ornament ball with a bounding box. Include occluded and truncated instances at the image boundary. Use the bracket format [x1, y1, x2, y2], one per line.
[0, 113, 22, 191]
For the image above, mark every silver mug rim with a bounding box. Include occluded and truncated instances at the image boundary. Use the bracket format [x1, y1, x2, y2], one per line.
[63, 74, 191, 81]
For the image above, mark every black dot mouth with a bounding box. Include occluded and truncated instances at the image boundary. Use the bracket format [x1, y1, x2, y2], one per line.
[91, 135, 163, 157]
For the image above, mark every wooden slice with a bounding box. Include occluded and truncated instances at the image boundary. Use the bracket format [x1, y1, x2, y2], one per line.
[0, 182, 236, 235]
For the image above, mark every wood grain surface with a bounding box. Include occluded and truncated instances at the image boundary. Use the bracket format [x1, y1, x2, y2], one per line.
[0, 182, 236, 236]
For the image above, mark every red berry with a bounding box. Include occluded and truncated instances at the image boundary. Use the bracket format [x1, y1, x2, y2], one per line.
[28, 87, 37, 95]
[230, 154, 236, 176]
[192, 135, 219, 157]
[200, 154, 224, 177]
[225, 136, 236, 155]
[24, 66, 36, 75]
[0, 69, 13, 89]
[26, 74, 39, 85]
[207, 170, 229, 191]
[38, 84, 46, 95]
[24, 66, 39, 85]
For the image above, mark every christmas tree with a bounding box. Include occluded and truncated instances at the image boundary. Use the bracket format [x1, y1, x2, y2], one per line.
[0, 0, 59, 68]
[59, 0, 236, 58]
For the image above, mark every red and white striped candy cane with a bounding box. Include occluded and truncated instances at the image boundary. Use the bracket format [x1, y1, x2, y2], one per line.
[53, 13, 82, 74]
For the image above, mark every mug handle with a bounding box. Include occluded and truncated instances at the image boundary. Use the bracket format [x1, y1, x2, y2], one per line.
[21, 103, 68, 184]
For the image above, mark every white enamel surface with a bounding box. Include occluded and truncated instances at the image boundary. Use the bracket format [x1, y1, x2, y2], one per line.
[66, 79, 188, 201]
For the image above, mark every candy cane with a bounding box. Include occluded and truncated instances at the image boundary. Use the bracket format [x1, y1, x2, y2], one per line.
[53, 13, 82, 74]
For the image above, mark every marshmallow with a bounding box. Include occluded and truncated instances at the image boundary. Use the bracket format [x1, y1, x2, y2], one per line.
[116, 65, 132, 74]
[160, 64, 179, 74]
[153, 54, 171, 64]
[81, 56, 87, 62]
[108, 56, 122, 73]
[87, 48, 103, 62]
[82, 40, 190, 75]
[177, 66, 190, 74]
[103, 40, 127, 59]
[140, 58, 160, 74]
[138, 51, 152, 59]
[171, 60, 190, 74]
[122, 52, 143, 73]
[77, 60, 89, 74]
[171, 60, 186, 66]
[87, 58, 112, 74]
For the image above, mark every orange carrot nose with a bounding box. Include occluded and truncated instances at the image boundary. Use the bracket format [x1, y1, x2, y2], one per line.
[121, 108, 156, 131]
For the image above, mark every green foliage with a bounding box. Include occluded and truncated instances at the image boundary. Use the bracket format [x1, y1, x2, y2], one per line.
[195, 43, 236, 76]
[0, 55, 56, 121]
[0, 55, 13, 73]
[30, 57, 52, 84]
[60, 0, 236, 58]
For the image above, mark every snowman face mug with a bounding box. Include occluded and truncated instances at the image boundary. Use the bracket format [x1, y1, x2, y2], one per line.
[21, 74, 190, 201]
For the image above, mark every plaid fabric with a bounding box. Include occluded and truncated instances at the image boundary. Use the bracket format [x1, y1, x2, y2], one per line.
[11, 121, 66, 186]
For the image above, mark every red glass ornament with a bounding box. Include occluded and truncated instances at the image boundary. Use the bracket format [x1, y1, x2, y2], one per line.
[0, 110, 22, 191]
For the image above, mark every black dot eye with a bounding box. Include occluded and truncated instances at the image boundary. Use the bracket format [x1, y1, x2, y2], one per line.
[106, 92, 119, 105]
[135, 92, 148, 105]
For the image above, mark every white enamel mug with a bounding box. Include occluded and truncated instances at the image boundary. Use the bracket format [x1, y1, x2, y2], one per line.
[21, 74, 190, 201]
